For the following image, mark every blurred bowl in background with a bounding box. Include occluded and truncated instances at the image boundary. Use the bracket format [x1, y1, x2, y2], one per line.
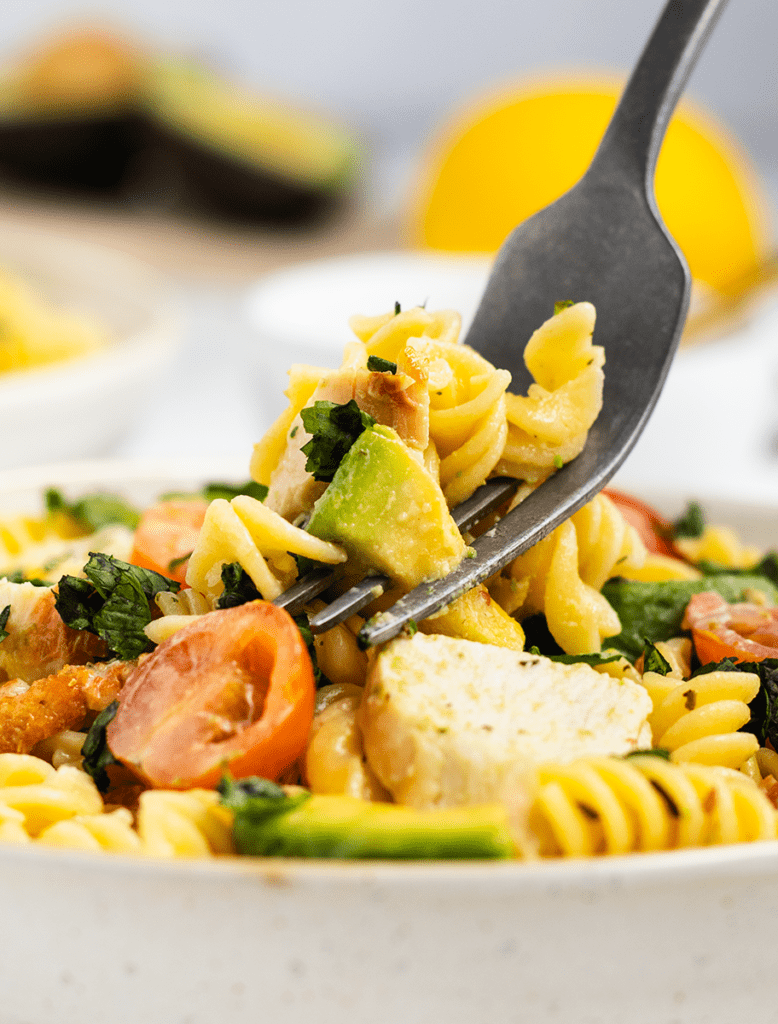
[244, 251, 492, 427]
[0, 222, 182, 469]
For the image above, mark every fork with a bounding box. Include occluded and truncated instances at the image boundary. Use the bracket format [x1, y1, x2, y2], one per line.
[274, 0, 729, 646]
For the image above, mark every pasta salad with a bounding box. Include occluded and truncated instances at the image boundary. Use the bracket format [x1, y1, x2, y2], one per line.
[0, 301, 776, 860]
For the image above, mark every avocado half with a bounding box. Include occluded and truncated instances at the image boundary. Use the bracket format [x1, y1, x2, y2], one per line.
[142, 59, 360, 220]
[0, 28, 145, 191]
[0, 30, 361, 217]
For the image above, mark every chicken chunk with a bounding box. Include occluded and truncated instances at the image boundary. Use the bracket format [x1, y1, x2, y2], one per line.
[266, 366, 429, 522]
[0, 579, 106, 684]
[359, 633, 652, 812]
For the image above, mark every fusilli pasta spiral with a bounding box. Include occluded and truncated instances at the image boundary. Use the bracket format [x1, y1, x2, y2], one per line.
[530, 754, 777, 857]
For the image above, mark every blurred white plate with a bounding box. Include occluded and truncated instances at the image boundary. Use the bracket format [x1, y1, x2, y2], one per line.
[1, 460, 778, 1024]
[244, 250, 492, 425]
[0, 222, 183, 470]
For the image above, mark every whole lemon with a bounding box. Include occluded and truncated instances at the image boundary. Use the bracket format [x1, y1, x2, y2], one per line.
[411, 77, 771, 299]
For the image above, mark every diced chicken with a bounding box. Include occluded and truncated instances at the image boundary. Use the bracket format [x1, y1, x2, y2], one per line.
[266, 366, 430, 522]
[0, 579, 106, 684]
[0, 659, 133, 754]
[359, 633, 652, 813]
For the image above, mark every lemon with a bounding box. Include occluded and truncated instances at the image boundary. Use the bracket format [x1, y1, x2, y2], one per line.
[410, 77, 771, 299]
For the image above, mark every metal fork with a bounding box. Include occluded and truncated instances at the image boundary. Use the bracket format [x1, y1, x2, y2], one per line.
[274, 0, 728, 646]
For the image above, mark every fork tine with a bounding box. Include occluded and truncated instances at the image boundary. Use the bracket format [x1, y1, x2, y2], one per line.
[302, 476, 519, 634]
[308, 573, 390, 633]
[272, 565, 339, 615]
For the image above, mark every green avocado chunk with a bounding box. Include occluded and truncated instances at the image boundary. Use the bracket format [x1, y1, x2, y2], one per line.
[601, 574, 778, 659]
[219, 778, 514, 860]
[306, 424, 465, 589]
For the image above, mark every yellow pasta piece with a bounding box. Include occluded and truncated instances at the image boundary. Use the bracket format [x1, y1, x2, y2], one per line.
[137, 789, 236, 858]
[420, 583, 525, 650]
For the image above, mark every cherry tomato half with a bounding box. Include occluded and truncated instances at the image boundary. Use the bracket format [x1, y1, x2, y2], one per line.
[129, 498, 209, 585]
[603, 489, 675, 557]
[107, 602, 315, 788]
[684, 591, 778, 664]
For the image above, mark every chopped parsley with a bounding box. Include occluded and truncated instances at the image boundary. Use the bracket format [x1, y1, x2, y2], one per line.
[367, 355, 398, 374]
[0, 605, 10, 643]
[216, 562, 261, 609]
[55, 553, 180, 661]
[300, 400, 376, 482]
[394, 301, 401, 315]
[642, 641, 672, 676]
[554, 299, 575, 315]
[553, 455, 564, 469]
[45, 488, 141, 532]
[80, 700, 121, 792]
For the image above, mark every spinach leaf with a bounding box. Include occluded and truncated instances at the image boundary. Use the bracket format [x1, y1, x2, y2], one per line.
[300, 400, 376, 482]
[601, 574, 778, 659]
[55, 553, 179, 661]
[80, 700, 121, 792]
[45, 488, 141, 532]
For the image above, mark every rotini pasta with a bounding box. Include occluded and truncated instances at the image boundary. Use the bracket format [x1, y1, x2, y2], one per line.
[497, 492, 646, 654]
[640, 668, 760, 768]
[530, 754, 777, 857]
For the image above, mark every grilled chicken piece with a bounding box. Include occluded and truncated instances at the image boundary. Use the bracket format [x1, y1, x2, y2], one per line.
[0, 580, 106, 684]
[266, 366, 429, 522]
[359, 633, 652, 811]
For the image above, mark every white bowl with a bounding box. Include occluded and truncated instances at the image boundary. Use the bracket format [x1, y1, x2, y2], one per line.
[244, 251, 492, 427]
[1, 460, 777, 1024]
[0, 223, 182, 469]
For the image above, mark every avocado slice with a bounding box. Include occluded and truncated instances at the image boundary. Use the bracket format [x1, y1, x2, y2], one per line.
[142, 58, 360, 219]
[219, 777, 514, 859]
[306, 424, 466, 590]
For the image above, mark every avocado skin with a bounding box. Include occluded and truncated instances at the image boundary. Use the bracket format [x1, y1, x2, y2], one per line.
[230, 790, 514, 860]
[0, 111, 145, 191]
[151, 124, 338, 222]
[306, 425, 464, 590]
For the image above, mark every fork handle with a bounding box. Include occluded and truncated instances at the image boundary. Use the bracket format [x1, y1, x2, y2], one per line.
[590, 0, 729, 191]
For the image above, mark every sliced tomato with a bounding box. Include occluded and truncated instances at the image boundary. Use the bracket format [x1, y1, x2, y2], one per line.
[107, 602, 315, 788]
[684, 591, 778, 664]
[129, 498, 209, 584]
[603, 489, 675, 556]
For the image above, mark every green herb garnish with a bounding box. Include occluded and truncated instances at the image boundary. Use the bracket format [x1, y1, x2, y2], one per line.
[671, 501, 705, 539]
[642, 641, 672, 676]
[554, 300, 575, 315]
[367, 355, 398, 374]
[0, 605, 10, 643]
[55, 553, 179, 661]
[80, 700, 121, 792]
[160, 480, 268, 503]
[300, 400, 376, 482]
[45, 488, 141, 532]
